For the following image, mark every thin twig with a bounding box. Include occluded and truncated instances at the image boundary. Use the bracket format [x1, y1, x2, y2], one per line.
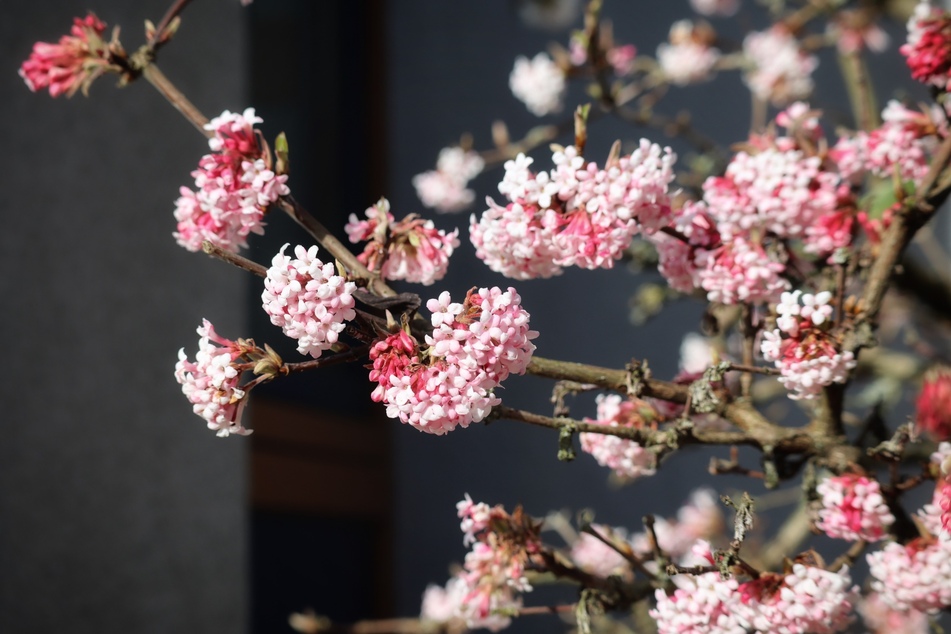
[202, 241, 267, 277]
[142, 64, 210, 135]
[282, 346, 371, 374]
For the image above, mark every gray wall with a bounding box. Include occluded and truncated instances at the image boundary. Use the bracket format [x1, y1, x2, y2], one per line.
[1, 2, 248, 632]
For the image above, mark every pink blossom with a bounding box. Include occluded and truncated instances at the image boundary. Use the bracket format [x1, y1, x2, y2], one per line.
[690, 0, 740, 17]
[901, 1, 951, 92]
[570, 526, 630, 577]
[702, 143, 840, 242]
[470, 199, 565, 279]
[472, 142, 677, 277]
[369, 288, 536, 435]
[732, 563, 858, 633]
[742, 27, 817, 106]
[174, 320, 252, 437]
[453, 499, 541, 631]
[657, 20, 720, 86]
[261, 244, 357, 358]
[651, 568, 742, 634]
[761, 291, 855, 400]
[916, 366, 951, 441]
[509, 53, 565, 116]
[868, 535, 951, 613]
[815, 474, 894, 542]
[413, 147, 485, 213]
[19, 14, 114, 98]
[863, 101, 943, 186]
[858, 592, 929, 634]
[346, 198, 459, 286]
[420, 576, 469, 625]
[828, 11, 890, 55]
[650, 200, 720, 294]
[580, 394, 658, 480]
[694, 236, 789, 305]
[174, 108, 290, 253]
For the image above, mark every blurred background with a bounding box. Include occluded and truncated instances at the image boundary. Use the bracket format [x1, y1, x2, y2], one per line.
[0, 0, 928, 632]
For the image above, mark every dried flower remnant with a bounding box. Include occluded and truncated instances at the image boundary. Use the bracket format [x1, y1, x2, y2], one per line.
[173, 108, 290, 253]
[19, 14, 116, 98]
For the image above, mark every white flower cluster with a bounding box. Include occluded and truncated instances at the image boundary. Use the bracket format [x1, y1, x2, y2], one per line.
[509, 52, 566, 116]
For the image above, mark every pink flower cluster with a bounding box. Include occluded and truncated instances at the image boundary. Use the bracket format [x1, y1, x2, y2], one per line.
[580, 394, 658, 480]
[919, 444, 951, 537]
[509, 53, 566, 116]
[19, 14, 113, 98]
[901, 1, 951, 93]
[413, 147, 485, 213]
[368, 287, 537, 435]
[471, 142, 676, 278]
[345, 198, 459, 286]
[867, 536, 951, 613]
[917, 367, 951, 441]
[174, 319, 252, 437]
[742, 26, 817, 106]
[690, 0, 739, 17]
[173, 108, 290, 253]
[831, 101, 944, 187]
[761, 291, 856, 400]
[657, 20, 721, 86]
[653, 545, 857, 634]
[649, 104, 864, 304]
[261, 244, 357, 358]
[857, 593, 929, 634]
[815, 474, 895, 542]
[452, 497, 542, 630]
[631, 490, 725, 560]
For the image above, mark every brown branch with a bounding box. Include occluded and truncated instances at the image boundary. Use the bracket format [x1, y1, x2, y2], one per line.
[142, 64, 210, 135]
[282, 346, 371, 374]
[492, 404, 753, 447]
[202, 240, 267, 277]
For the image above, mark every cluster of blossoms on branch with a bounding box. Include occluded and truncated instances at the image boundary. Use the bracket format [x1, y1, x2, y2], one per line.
[18, 13, 116, 98]
[173, 108, 289, 253]
[345, 198, 459, 286]
[24, 0, 951, 633]
[470, 140, 675, 278]
[369, 287, 537, 435]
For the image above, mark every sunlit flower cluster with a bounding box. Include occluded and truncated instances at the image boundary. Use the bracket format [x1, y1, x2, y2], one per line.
[761, 290, 855, 400]
[261, 244, 357, 358]
[471, 141, 676, 277]
[174, 320, 252, 437]
[368, 288, 536, 435]
[173, 108, 289, 253]
[815, 474, 895, 542]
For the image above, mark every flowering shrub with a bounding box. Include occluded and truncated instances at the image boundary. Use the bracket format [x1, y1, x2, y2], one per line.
[21, 0, 951, 632]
